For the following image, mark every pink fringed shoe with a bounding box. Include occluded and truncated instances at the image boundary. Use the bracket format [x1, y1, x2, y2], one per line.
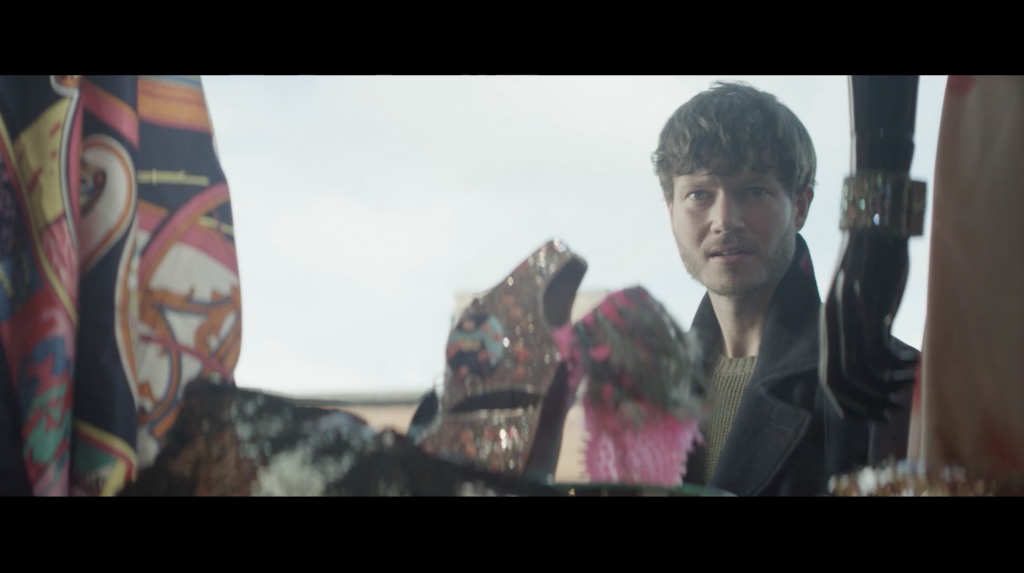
[553, 287, 705, 488]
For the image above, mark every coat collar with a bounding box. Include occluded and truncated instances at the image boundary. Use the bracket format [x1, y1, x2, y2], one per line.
[688, 234, 822, 495]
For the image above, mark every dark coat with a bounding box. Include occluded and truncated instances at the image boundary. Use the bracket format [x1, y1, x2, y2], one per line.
[684, 234, 916, 496]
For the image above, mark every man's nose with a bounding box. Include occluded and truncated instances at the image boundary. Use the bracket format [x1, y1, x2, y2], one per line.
[710, 194, 744, 233]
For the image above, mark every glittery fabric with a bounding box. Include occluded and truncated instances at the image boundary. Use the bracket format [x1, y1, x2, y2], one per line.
[827, 459, 1024, 497]
[416, 239, 587, 478]
[119, 379, 560, 496]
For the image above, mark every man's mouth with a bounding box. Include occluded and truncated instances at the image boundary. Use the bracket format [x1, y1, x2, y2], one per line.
[709, 248, 753, 257]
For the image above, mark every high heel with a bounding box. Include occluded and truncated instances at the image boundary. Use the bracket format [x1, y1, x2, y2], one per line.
[415, 239, 586, 482]
[407, 389, 439, 443]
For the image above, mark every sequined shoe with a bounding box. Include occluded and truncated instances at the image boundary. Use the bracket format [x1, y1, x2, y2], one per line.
[414, 239, 587, 484]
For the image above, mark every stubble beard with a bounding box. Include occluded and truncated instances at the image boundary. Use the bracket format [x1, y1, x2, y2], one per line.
[677, 220, 797, 299]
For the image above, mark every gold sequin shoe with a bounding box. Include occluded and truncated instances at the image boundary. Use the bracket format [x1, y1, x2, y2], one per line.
[414, 239, 587, 484]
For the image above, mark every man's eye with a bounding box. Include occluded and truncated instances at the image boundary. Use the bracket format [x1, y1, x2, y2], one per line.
[688, 191, 708, 201]
[747, 187, 768, 198]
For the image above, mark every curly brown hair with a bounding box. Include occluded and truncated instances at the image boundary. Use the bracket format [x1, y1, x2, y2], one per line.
[652, 81, 817, 203]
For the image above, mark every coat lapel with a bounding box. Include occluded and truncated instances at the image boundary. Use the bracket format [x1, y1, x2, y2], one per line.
[709, 377, 812, 496]
[688, 235, 822, 496]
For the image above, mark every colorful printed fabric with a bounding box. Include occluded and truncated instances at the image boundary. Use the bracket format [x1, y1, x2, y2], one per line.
[907, 76, 1024, 478]
[0, 75, 241, 496]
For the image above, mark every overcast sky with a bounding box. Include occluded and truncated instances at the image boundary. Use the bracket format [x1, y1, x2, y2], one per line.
[200, 75, 947, 397]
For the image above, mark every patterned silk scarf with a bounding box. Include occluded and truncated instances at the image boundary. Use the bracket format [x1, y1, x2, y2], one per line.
[0, 75, 241, 496]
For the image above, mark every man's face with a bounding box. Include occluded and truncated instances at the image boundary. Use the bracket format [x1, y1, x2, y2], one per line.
[667, 168, 812, 298]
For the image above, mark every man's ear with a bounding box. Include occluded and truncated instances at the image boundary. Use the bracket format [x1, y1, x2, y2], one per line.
[794, 186, 813, 231]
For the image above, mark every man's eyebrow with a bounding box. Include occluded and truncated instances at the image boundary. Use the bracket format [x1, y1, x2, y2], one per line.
[676, 175, 714, 188]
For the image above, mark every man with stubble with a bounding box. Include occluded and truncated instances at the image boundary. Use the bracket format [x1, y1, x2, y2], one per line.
[654, 82, 914, 495]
